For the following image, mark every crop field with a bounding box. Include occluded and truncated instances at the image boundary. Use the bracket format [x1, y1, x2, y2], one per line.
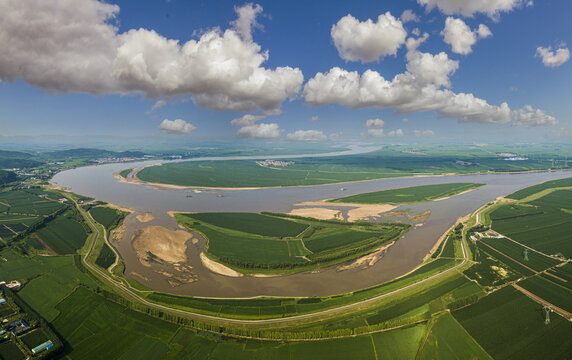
[475, 241, 536, 276]
[0, 248, 50, 279]
[464, 250, 521, 287]
[453, 286, 572, 359]
[135, 147, 558, 188]
[18, 255, 97, 321]
[119, 168, 133, 178]
[365, 276, 469, 325]
[518, 275, 572, 313]
[506, 177, 572, 200]
[0, 341, 25, 360]
[490, 189, 572, 257]
[479, 237, 560, 272]
[51, 287, 179, 359]
[35, 216, 88, 254]
[95, 242, 116, 269]
[90, 206, 122, 229]
[183, 212, 308, 237]
[20, 329, 49, 349]
[329, 182, 484, 204]
[544, 263, 572, 290]
[420, 312, 492, 360]
[176, 213, 408, 272]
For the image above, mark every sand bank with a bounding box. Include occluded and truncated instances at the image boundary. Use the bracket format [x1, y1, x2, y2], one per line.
[132, 225, 192, 266]
[293, 200, 396, 222]
[200, 252, 243, 277]
[337, 241, 395, 271]
[136, 213, 155, 223]
[287, 207, 342, 220]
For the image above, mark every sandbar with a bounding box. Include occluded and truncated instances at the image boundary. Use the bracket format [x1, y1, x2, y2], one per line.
[337, 241, 395, 271]
[136, 212, 155, 223]
[288, 208, 342, 221]
[132, 225, 192, 266]
[200, 252, 243, 277]
[294, 200, 397, 222]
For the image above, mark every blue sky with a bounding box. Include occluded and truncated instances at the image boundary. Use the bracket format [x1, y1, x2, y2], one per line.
[0, 0, 570, 144]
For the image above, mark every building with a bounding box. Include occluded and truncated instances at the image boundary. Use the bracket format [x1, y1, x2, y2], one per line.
[32, 340, 54, 355]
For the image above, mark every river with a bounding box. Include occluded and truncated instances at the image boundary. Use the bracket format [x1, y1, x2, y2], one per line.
[51, 152, 572, 297]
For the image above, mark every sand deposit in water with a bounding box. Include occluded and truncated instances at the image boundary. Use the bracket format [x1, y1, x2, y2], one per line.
[287, 207, 342, 220]
[132, 225, 191, 266]
[136, 213, 155, 223]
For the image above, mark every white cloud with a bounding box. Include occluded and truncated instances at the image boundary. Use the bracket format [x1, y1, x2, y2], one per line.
[331, 12, 407, 63]
[236, 123, 281, 139]
[413, 129, 435, 137]
[0, 0, 303, 113]
[412, 28, 421, 36]
[310, 116, 319, 122]
[364, 118, 385, 137]
[401, 10, 419, 23]
[230, 114, 264, 126]
[150, 99, 167, 112]
[512, 105, 557, 127]
[286, 130, 327, 142]
[231, 3, 263, 42]
[387, 129, 404, 137]
[304, 35, 553, 127]
[441, 17, 492, 55]
[159, 119, 196, 134]
[535, 46, 570, 68]
[417, 0, 525, 18]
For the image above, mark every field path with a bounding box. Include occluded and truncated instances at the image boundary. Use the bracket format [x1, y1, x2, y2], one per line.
[32, 233, 58, 256]
[512, 284, 572, 321]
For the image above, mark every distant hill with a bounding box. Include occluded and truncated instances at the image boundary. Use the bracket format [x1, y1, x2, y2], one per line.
[0, 150, 43, 169]
[0, 170, 18, 184]
[43, 148, 146, 159]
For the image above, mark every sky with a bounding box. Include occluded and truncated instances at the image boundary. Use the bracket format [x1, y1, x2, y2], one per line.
[0, 0, 571, 145]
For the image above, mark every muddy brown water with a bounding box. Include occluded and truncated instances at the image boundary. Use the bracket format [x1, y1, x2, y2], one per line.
[52, 155, 572, 297]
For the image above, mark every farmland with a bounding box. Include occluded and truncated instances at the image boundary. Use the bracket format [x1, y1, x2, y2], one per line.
[0, 188, 66, 242]
[453, 286, 572, 359]
[518, 275, 572, 313]
[329, 182, 484, 204]
[34, 213, 88, 254]
[490, 189, 572, 257]
[175, 212, 409, 273]
[506, 176, 572, 200]
[420, 312, 492, 360]
[90, 205, 124, 230]
[134, 146, 560, 188]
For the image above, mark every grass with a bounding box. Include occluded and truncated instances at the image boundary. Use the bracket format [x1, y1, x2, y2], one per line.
[420, 312, 492, 360]
[329, 182, 484, 204]
[34, 216, 88, 254]
[119, 168, 133, 178]
[453, 286, 572, 360]
[506, 177, 572, 200]
[491, 189, 572, 257]
[518, 275, 572, 313]
[176, 213, 408, 273]
[464, 250, 521, 287]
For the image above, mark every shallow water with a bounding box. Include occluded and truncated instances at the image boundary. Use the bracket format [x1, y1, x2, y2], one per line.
[52, 155, 572, 297]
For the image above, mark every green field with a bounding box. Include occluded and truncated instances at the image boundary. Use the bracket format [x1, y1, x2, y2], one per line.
[182, 212, 308, 237]
[135, 146, 561, 188]
[20, 329, 50, 349]
[90, 206, 122, 229]
[491, 189, 572, 257]
[119, 168, 133, 178]
[95, 242, 117, 269]
[329, 182, 484, 204]
[518, 275, 572, 313]
[479, 237, 560, 272]
[420, 312, 492, 360]
[453, 286, 572, 359]
[176, 212, 409, 273]
[35, 216, 88, 254]
[0, 341, 25, 360]
[506, 177, 572, 200]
